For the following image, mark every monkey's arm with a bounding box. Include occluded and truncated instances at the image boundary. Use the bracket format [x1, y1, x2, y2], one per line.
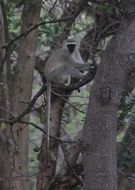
[72, 62, 90, 71]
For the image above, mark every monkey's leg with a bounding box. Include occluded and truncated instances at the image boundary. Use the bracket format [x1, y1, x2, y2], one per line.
[49, 67, 70, 85]
[67, 67, 83, 80]
[46, 80, 51, 162]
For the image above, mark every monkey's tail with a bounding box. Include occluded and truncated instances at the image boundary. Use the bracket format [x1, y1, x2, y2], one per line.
[46, 80, 51, 162]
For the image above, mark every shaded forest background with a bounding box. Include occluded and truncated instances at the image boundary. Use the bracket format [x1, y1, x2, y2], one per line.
[0, 0, 135, 190]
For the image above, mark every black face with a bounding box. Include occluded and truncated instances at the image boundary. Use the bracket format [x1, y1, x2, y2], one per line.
[67, 44, 76, 53]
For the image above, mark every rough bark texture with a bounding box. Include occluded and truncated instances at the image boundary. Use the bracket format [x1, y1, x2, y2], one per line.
[82, 3, 135, 190]
[10, 1, 42, 190]
[37, 92, 71, 190]
[48, 131, 82, 190]
[0, 5, 12, 190]
[0, 4, 7, 118]
[0, 0, 42, 190]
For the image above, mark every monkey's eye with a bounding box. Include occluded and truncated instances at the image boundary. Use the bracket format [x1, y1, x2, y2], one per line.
[67, 44, 76, 53]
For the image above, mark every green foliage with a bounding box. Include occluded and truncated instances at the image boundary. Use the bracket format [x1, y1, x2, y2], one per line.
[39, 23, 63, 46]
[29, 116, 42, 190]
[117, 131, 125, 142]
[119, 145, 135, 172]
[74, 187, 81, 190]
[98, 2, 113, 15]
[8, 13, 21, 34]
[7, 1, 21, 34]
[71, 13, 91, 37]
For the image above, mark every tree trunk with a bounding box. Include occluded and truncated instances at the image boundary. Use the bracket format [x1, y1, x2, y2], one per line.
[0, 4, 7, 118]
[47, 131, 82, 190]
[0, 1, 42, 190]
[37, 92, 71, 190]
[11, 1, 42, 189]
[0, 4, 12, 190]
[82, 3, 135, 190]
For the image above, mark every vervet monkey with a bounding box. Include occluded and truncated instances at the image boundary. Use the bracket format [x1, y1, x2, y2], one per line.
[44, 38, 89, 161]
[45, 39, 89, 84]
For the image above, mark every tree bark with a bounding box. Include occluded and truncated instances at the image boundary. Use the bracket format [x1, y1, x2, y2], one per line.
[0, 0, 42, 190]
[10, 1, 42, 190]
[37, 92, 71, 190]
[0, 3, 7, 118]
[82, 3, 135, 190]
[0, 4, 12, 190]
[47, 131, 82, 190]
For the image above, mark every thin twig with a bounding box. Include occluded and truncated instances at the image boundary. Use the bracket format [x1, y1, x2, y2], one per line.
[52, 90, 85, 114]
[48, 0, 58, 14]
[2, 15, 77, 49]
[0, 119, 77, 144]
[96, 21, 120, 43]
[10, 86, 46, 124]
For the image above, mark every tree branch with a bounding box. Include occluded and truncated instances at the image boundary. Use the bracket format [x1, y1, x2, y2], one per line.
[2, 15, 79, 50]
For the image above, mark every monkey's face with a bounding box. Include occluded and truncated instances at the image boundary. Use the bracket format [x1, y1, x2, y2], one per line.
[67, 44, 76, 53]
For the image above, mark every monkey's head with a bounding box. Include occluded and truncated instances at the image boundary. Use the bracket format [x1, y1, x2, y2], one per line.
[63, 38, 79, 54]
[67, 43, 76, 53]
